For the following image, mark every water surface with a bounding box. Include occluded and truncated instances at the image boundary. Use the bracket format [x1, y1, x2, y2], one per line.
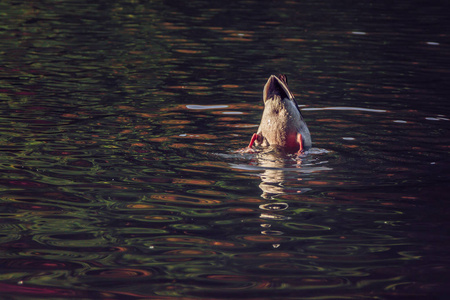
[1, 0, 449, 299]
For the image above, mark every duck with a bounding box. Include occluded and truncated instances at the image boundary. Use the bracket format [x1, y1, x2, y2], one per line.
[247, 74, 311, 154]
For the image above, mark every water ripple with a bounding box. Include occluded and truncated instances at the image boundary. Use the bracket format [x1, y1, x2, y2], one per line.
[0, 0, 449, 298]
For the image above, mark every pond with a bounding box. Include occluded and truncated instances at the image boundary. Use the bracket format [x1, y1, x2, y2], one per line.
[1, 0, 449, 298]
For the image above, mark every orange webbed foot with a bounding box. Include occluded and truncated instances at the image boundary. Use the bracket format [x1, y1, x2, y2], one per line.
[247, 133, 259, 149]
[295, 133, 304, 156]
[237, 133, 259, 153]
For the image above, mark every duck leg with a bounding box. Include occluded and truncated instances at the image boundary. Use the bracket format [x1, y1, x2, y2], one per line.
[296, 133, 304, 155]
[248, 133, 260, 149]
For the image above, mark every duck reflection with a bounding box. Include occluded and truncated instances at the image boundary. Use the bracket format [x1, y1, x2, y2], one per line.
[253, 149, 307, 245]
[232, 147, 330, 248]
[254, 148, 312, 196]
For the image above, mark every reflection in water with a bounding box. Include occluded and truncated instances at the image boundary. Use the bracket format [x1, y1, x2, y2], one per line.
[233, 148, 332, 250]
[257, 151, 311, 199]
[257, 151, 305, 244]
[1, 0, 450, 298]
[303, 106, 387, 113]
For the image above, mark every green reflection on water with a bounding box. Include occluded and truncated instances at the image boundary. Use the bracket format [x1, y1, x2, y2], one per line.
[0, 0, 449, 299]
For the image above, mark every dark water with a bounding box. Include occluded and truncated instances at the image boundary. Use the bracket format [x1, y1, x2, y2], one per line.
[1, 0, 450, 299]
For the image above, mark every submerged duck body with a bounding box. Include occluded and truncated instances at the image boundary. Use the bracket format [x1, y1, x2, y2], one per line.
[247, 74, 311, 154]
